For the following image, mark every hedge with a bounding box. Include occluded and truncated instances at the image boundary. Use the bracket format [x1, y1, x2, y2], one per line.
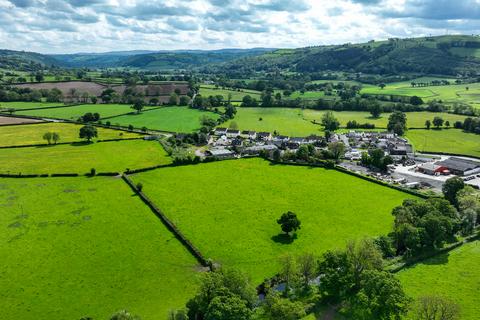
[122, 174, 210, 267]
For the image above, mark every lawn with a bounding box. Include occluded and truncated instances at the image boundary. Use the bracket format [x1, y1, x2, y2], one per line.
[0, 177, 199, 320]
[108, 106, 220, 132]
[0, 101, 65, 110]
[406, 129, 480, 157]
[0, 122, 141, 147]
[131, 158, 416, 282]
[200, 85, 261, 101]
[15, 104, 142, 120]
[397, 241, 480, 320]
[0, 140, 171, 174]
[226, 108, 469, 136]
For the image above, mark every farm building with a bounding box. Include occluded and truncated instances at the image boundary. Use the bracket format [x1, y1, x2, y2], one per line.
[205, 148, 235, 159]
[417, 163, 449, 175]
[435, 157, 480, 176]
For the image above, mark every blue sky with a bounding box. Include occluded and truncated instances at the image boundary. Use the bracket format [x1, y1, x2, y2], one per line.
[1, 0, 480, 53]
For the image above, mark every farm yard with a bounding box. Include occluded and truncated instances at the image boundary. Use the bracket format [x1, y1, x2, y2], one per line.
[0, 122, 141, 147]
[130, 158, 416, 283]
[0, 177, 199, 320]
[107, 106, 221, 132]
[397, 241, 480, 320]
[0, 140, 171, 175]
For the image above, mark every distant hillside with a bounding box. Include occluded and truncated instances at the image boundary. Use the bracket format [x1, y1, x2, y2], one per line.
[211, 35, 480, 77]
[51, 48, 275, 70]
[0, 50, 59, 71]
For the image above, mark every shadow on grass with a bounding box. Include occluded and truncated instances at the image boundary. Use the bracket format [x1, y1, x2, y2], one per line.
[70, 141, 93, 146]
[271, 233, 297, 244]
[420, 251, 450, 266]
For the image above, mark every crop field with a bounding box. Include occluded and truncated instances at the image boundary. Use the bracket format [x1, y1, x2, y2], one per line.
[200, 85, 261, 101]
[15, 104, 143, 120]
[0, 177, 199, 320]
[406, 129, 480, 157]
[226, 108, 469, 136]
[108, 106, 220, 132]
[131, 158, 416, 282]
[397, 241, 480, 320]
[0, 122, 141, 147]
[0, 101, 65, 110]
[0, 140, 171, 174]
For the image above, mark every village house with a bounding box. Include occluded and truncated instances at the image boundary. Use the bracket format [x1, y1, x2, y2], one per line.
[241, 130, 257, 140]
[214, 127, 228, 136]
[226, 129, 241, 138]
[257, 132, 272, 141]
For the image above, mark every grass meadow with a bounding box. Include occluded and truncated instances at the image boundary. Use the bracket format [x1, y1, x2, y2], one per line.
[226, 107, 468, 136]
[0, 101, 65, 110]
[397, 241, 480, 320]
[131, 158, 416, 282]
[0, 122, 141, 147]
[0, 177, 199, 320]
[0, 140, 171, 174]
[200, 85, 261, 101]
[108, 106, 220, 132]
[406, 129, 480, 157]
[15, 104, 145, 120]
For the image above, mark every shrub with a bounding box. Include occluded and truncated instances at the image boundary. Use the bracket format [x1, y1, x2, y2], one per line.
[136, 182, 143, 192]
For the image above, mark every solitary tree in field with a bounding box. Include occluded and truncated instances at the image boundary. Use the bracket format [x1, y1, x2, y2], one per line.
[131, 100, 144, 113]
[277, 211, 301, 236]
[445, 120, 450, 128]
[79, 125, 97, 142]
[43, 132, 52, 144]
[321, 111, 340, 131]
[433, 116, 444, 129]
[368, 102, 382, 118]
[425, 120, 431, 130]
[378, 83, 386, 90]
[52, 132, 60, 144]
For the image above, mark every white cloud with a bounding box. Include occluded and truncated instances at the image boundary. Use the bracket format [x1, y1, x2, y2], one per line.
[0, 0, 479, 53]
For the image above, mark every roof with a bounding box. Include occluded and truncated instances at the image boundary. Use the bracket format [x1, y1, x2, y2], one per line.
[215, 127, 227, 132]
[241, 130, 256, 134]
[207, 149, 234, 156]
[436, 157, 480, 172]
[258, 132, 271, 136]
[419, 163, 441, 171]
[226, 129, 240, 133]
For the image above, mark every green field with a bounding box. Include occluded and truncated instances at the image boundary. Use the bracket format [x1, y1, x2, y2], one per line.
[131, 158, 415, 282]
[398, 241, 480, 320]
[108, 106, 220, 132]
[225, 107, 323, 136]
[0, 123, 141, 147]
[407, 129, 480, 157]
[0, 177, 199, 320]
[289, 91, 326, 100]
[15, 104, 143, 120]
[226, 108, 468, 136]
[0, 140, 171, 174]
[200, 85, 261, 101]
[361, 78, 480, 106]
[0, 101, 65, 110]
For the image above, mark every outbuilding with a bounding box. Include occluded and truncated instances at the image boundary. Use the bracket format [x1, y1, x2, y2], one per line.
[435, 157, 480, 176]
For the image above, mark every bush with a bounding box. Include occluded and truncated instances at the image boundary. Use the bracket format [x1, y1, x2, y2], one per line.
[136, 182, 143, 192]
[89, 168, 96, 176]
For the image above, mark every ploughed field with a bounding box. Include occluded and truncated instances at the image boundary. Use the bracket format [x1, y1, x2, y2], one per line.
[0, 140, 171, 175]
[0, 177, 199, 320]
[0, 122, 141, 147]
[131, 158, 416, 283]
[397, 241, 480, 320]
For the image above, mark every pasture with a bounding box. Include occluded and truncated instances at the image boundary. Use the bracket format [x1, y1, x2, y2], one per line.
[108, 106, 220, 132]
[397, 241, 480, 320]
[131, 158, 415, 282]
[0, 140, 171, 174]
[226, 107, 469, 136]
[0, 101, 65, 110]
[0, 122, 141, 147]
[0, 177, 199, 320]
[200, 85, 261, 101]
[15, 104, 143, 120]
[406, 129, 480, 158]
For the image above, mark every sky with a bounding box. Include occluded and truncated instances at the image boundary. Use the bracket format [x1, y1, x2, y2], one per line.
[1, 0, 480, 54]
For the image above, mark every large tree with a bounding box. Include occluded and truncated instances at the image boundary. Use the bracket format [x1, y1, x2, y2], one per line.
[387, 111, 407, 135]
[433, 116, 444, 129]
[277, 211, 301, 236]
[321, 111, 340, 131]
[415, 296, 460, 320]
[328, 141, 346, 162]
[442, 177, 465, 206]
[79, 125, 98, 142]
